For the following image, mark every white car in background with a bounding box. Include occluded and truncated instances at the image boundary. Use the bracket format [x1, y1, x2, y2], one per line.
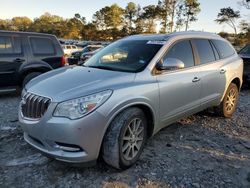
[62, 45, 81, 56]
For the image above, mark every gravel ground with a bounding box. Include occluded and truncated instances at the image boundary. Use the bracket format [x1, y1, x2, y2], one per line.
[0, 90, 250, 188]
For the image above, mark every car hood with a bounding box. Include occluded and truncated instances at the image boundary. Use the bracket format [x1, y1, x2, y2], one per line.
[26, 66, 136, 102]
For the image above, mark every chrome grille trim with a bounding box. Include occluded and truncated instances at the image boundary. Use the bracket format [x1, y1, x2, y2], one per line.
[21, 93, 51, 120]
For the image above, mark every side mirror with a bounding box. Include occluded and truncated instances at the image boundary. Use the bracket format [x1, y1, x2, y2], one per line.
[156, 58, 185, 71]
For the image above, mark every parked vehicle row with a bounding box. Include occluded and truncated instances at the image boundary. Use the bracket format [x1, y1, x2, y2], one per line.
[78, 48, 103, 65]
[0, 30, 66, 93]
[67, 45, 103, 65]
[19, 31, 243, 170]
[62, 44, 82, 56]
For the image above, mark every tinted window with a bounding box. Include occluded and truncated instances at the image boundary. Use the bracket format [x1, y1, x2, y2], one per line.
[193, 39, 215, 64]
[0, 36, 13, 54]
[13, 37, 22, 54]
[30, 37, 55, 55]
[212, 40, 235, 59]
[164, 40, 194, 68]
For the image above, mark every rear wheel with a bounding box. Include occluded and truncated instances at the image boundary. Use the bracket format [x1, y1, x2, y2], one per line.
[216, 83, 239, 118]
[102, 107, 147, 169]
[22, 72, 42, 87]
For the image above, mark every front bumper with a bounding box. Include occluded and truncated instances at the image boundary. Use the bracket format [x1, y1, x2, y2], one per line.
[19, 102, 108, 163]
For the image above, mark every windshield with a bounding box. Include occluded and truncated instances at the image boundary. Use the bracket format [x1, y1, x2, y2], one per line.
[239, 45, 250, 55]
[82, 47, 90, 53]
[84, 40, 163, 72]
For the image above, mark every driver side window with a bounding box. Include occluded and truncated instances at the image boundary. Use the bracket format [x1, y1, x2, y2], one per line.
[164, 40, 195, 68]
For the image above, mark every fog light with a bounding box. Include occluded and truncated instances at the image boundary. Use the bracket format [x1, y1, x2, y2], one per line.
[54, 142, 83, 152]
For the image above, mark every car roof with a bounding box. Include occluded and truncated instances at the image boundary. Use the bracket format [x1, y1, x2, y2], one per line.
[0, 30, 55, 37]
[123, 31, 222, 41]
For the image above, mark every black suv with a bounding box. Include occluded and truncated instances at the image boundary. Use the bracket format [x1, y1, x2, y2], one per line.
[0, 30, 65, 93]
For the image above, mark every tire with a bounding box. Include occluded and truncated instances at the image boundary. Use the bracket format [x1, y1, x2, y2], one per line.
[215, 83, 239, 118]
[22, 72, 42, 87]
[102, 107, 147, 170]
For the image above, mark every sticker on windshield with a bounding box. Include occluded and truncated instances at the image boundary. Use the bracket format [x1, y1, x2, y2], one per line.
[147, 40, 167, 45]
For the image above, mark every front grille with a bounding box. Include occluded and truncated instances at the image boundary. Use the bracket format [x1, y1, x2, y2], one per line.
[21, 93, 51, 120]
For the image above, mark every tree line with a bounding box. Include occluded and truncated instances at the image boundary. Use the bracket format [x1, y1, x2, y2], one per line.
[0, 0, 249, 45]
[0, 0, 200, 40]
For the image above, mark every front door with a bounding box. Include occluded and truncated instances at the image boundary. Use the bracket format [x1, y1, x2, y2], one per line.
[156, 40, 201, 126]
[0, 35, 25, 88]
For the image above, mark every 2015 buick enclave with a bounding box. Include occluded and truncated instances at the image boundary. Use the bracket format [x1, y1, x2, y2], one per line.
[19, 32, 243, 169]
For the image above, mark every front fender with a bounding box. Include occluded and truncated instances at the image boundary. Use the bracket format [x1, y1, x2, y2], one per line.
[97, 91, 159, 147]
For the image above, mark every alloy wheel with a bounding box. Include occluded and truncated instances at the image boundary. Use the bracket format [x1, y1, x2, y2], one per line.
[225, 87, 237, 113]
[121, 118, 144, 161]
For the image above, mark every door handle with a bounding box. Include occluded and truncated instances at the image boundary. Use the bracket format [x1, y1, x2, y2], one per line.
[220, 69, 226, 74]
[13, 58, 25, 63]
[192, 77, 200, 82]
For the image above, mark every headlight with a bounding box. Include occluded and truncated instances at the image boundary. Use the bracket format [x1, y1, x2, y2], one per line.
[53, 90, 112, 119]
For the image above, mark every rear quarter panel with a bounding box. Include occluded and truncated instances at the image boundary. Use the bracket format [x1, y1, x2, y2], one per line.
[221, 54, 243, 100]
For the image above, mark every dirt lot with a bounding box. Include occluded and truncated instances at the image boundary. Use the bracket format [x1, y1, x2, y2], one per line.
[0, 90, 250, 188]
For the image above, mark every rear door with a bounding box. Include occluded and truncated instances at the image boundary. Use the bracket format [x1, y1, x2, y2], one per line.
[191, 39, 226, 107]
[0, 34, 26, 88]
[156, 40, 201, 125]
[29, 36, 63, 69]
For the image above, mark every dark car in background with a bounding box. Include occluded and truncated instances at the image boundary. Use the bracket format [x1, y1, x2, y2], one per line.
[78, 47, 103, 65]
[0, 30, 66, 93]
[239, 44, 250, 84]
[67, 45, 103, 65]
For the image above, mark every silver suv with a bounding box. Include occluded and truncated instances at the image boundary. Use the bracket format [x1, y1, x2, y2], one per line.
[19, 32, 243, 169]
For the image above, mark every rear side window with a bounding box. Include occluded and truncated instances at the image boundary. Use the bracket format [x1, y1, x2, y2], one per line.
[30, 37, 55, 55]
[13, 37, 22, 54]
[193, 39, 215, 64]
[164, 40, 194, 68]
[210, 41, 220, 60]
[212, 40, 235, 59]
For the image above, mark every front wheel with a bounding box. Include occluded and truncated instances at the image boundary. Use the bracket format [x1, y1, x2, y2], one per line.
[216, 83, 239, 118]
[102, 107, 147, 169]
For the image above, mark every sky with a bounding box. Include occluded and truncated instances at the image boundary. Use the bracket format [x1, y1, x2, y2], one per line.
[0, 0, 249, 33]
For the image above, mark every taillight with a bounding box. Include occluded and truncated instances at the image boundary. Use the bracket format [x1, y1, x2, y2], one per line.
[61, 56, 68, 66]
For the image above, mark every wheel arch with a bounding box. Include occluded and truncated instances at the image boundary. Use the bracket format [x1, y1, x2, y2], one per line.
[98, 101, 156, 160]
[18, 62, 53, 86]
[231, 77, 241, 91]
[106, 102, 156, 138]
[221, 77, 242, 102]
